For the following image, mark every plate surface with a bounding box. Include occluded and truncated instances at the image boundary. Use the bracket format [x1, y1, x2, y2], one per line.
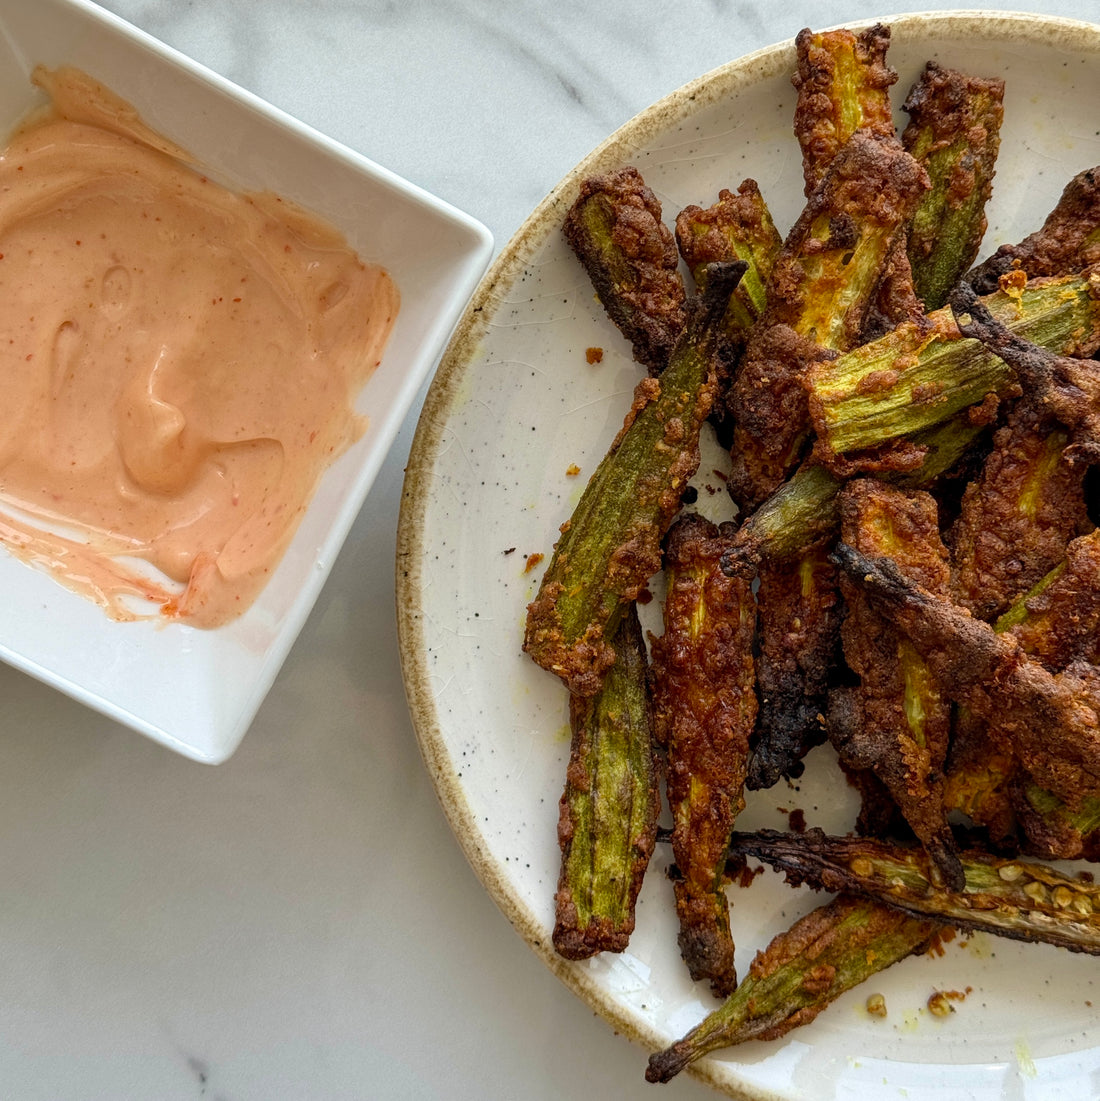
[0, 0, 491, 763]
[398, 12, 1100, 1099]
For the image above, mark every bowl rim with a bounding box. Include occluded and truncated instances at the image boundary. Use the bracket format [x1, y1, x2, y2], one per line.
[0, 0, 493, 763]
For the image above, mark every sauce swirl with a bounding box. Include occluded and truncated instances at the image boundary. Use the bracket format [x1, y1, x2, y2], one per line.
[0, 67, 399, 627]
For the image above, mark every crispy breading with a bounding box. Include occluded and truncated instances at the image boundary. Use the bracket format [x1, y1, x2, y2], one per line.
[949, 418, 1091, 622]
[650, 513, 756, 996]
[901, 61, 1004, 311]
[863, 242, 925, 340]
[999, 530, 1100, 666]
[726, 324, 835, 511]
[832, 543, 1100, 809]
[829, 481, 962, 888]
[968, 166, 1100, 294]
[563, 166, 687, 373]
[727, 131, 930, 511]
[989, 531, 1100, 858]
[942, 705, 1019, 845]
[791, 23, 898, 196]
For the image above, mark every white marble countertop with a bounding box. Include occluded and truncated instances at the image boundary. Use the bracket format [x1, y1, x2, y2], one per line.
[4, 1, 1092, 1098]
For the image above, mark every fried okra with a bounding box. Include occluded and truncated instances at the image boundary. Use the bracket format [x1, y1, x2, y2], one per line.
[727, 131, 929, 511]
[829, 481, 962, 888]
[650, 514, 756, 996]
[563, 166, 687, 374]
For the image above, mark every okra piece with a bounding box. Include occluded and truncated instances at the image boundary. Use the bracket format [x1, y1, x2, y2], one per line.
[790, 22, 922, 338]
[1014, 783, 1100, 864]
[943, 350, 1094, 834]
[942, 705, 1018, 847]
[807, 269, 1100, 464]
[950, 424, 1089, 622]
[830, 481, 962, 888]
[674, 181, 782, 440]
[650, 514, 756, 996]
[674, 179, 781, 330]
[728, 131, 930, 511]
[993, 532, 1100, 859]
[553, 604, 661, 960]
[730, 828, 1100, 955]
[791, 23, 897, 196]
[945, 274, 1096, 623]
[563, 166, 687, 373]
[969, 165, 1100, 294]
[996, 530, 1100, 668]
[523, 263, 746, 697]
[902, 61, 1004, 311]
[720, 413, 987, 576]
[831, 543, 1100, 806]
[747, 544, 838, 790]
[645, 893, 939, 1084]
[951, 279, 1100, 464]
[721, 462, 844, 574]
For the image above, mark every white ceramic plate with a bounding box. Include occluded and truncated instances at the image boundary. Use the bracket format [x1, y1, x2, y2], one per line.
[0, 0, 492, 763]
[398, 12, 1100, 1100]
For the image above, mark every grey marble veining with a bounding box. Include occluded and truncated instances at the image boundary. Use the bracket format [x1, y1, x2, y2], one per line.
[94, 0, 1088, 250]
[1, 0, 1095, 1098]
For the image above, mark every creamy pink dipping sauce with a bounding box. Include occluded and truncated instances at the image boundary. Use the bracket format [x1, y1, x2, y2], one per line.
[0, 67, 399, 627]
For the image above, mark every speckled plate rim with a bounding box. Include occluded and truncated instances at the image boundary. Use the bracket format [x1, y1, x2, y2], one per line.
[396, 11, 1100, 1097]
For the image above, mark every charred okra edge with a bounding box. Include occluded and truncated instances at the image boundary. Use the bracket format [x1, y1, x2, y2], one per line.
[729, 829, 1100, 954]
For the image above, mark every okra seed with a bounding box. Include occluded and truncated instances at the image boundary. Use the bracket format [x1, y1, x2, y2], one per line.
[866, 993, 887, 1018]
[850, 857, 874, 877]
[1023, 880, 1050, 904]
[1052, 886, 1075, 910]
[998, 864, 1023, 882]
[1072, 894, 1094, 917]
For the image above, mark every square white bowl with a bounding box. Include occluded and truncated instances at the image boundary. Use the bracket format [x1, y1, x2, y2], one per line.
[0, 0, 493, 762]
